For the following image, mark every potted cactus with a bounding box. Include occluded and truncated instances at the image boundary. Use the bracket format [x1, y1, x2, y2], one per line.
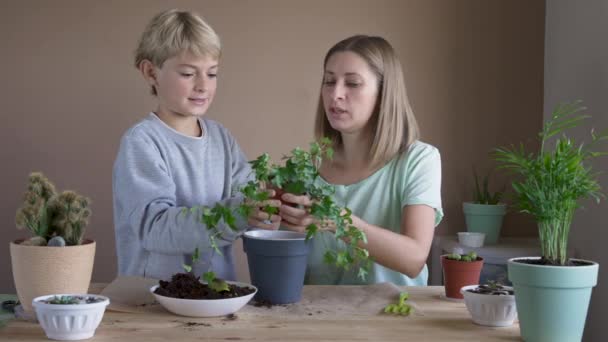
[494, 101, 606, 341]
[462, 170, 506, 244]
[10, 172, 94, 316]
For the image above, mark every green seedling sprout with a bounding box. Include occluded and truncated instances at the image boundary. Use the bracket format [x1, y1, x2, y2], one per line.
[383, 291, 414, 316]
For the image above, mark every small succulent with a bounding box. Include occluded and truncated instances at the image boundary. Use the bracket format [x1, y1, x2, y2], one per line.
[42, 295, 103, 305]
[46, 296, 80, 305]
[446, 251, 479, 262]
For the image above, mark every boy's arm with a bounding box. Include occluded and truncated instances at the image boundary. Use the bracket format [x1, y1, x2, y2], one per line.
[113, 136, 247, 256]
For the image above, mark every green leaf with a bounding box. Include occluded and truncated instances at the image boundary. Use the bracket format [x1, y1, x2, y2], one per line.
[357, 267, 368, 280]
[203, 271, 216, 284]
[306, 223, 318, 241]
[324, 250, 337, 264]
[204, 272, 230, 293]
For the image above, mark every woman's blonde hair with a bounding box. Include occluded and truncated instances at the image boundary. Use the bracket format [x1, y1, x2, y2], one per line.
[314, 35, 419, 168]
[134, 9, 221, 95]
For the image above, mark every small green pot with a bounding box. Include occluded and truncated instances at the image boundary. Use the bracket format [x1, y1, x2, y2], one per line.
[462, 202, 506, 244]
[508, 257, 599, 342]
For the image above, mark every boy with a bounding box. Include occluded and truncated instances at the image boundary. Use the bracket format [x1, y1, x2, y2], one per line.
[113, 9, 280, 281]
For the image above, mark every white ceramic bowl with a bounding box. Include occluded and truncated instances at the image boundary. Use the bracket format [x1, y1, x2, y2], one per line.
[150, 281, 257, 317]
[460, 285, 517, 327]
[457, 232, 486, 248]
[32, 294, 109, 341]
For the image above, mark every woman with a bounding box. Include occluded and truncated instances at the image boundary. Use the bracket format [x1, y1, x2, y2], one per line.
[279, 35, 443, 285]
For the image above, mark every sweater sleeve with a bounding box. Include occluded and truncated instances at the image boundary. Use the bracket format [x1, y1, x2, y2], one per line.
[112, 135, 248, 256]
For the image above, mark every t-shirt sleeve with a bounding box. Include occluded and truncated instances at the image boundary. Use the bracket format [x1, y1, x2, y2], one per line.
[400, 144, 444, 226]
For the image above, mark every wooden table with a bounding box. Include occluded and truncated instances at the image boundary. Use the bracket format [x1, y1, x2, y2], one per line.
[1, 285, 521, 341]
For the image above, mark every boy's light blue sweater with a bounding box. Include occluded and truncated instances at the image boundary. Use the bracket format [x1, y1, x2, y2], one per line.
[113, 113, 251, 281]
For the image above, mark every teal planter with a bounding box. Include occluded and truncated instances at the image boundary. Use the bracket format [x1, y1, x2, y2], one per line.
[462, 202, 506, 244]
[508, 257, 599, 342]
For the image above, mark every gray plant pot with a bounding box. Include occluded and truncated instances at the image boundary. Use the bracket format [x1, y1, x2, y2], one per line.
[242, 230, 311, 304]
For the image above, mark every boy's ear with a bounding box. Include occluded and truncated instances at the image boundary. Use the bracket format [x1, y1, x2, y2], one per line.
[139, 60, 158, 87]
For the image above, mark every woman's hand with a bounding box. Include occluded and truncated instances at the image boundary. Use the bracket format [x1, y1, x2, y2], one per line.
[278, 193, 342, 234]
[278, 193, 314, 233]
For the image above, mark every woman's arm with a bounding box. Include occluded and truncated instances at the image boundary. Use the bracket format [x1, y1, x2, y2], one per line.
[280, 194, 435, 278]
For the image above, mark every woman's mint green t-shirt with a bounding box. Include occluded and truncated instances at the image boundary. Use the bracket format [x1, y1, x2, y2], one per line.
[304, 141, 443, 286]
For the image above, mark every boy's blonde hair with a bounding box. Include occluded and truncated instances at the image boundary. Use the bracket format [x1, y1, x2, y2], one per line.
[134, 9, 221, 95]
[314, 35, 420, 169]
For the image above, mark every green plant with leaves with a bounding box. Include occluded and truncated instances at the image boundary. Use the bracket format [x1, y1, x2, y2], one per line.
[181, 247, 230, 293]
[494, 101, 607, 265]
[14, 172, 92, 246]
[239, 138, 372, 280]
[180, 203, 242, 293]
[472, 169, 504, 205]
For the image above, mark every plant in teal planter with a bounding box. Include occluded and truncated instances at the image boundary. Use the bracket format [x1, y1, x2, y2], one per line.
[462, 170, 506, 244]
[493, 101, 607, 342]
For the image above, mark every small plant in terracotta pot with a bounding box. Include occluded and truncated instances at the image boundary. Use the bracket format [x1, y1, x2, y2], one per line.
[441, 251, 484, 299]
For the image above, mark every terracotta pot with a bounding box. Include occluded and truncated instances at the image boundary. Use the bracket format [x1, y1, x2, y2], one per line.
[441, 254, 484, 299]
[10, 239, 96, 314]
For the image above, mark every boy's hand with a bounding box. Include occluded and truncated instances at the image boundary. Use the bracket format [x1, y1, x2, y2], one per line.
[246, 189, 281, 230]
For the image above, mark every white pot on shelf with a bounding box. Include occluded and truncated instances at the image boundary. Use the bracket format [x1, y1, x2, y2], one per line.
[457, 232, 485, 248]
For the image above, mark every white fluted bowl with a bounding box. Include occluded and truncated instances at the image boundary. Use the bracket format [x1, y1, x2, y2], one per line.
[32, 294, 109, 340]
[460, 285, 517, 327]
[150, 281, 257, 317]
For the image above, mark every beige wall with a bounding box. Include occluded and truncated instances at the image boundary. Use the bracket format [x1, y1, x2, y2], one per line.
[544, 1, 608, 340]
[0, 0, 544, 292]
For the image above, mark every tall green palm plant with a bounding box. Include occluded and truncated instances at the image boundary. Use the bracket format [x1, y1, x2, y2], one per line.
[494, 101, 607, 265]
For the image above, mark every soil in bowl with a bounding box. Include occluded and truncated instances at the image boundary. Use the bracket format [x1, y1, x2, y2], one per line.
[466, 283, 514, 296]
[154, 273, 255, 299]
